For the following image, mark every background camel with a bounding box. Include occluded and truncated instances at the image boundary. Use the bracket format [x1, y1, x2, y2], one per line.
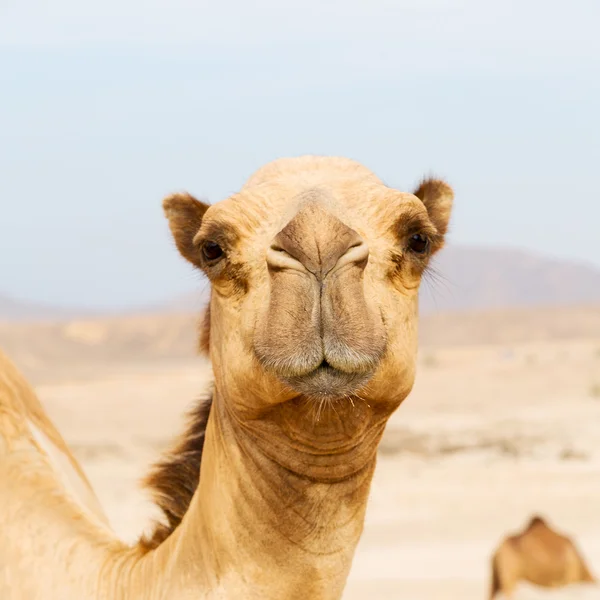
[490, 515, 596, 599]
[0, 155, 453, 599]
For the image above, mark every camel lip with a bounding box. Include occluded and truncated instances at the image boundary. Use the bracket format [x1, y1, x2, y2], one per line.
[281, 361, 373, 399]
[314, 359, 334, 372]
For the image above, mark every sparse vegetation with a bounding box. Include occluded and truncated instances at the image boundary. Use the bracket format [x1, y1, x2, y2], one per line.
[422, 353, 439, 368]
[559, 447, 589, 461]
[378, 428, 538, 459]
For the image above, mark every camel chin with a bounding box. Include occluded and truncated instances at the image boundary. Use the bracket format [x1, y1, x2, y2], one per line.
[282, 363, 373, 401]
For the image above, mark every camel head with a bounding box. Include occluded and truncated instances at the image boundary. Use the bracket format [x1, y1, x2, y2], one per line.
[164, 156, 453, 429]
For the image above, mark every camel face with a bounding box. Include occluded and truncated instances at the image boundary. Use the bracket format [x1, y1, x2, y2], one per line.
[165, 156, 453, 415]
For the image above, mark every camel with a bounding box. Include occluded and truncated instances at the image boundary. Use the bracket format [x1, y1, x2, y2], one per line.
[0, 155, 454, 599]
[489, 515, 596, 599]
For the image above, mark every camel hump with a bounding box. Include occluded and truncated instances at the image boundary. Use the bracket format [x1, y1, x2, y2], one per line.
[528, 514, 547, 528]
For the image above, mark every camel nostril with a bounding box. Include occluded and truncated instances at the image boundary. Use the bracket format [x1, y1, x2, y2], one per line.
[326, 240, 369, 277]
[266, 245, 311, 274]
[269, 202, 367, 281]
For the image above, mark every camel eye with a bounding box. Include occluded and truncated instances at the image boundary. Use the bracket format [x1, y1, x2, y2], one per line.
[408, 233, 429, 254]
[202, 241, 224, 262]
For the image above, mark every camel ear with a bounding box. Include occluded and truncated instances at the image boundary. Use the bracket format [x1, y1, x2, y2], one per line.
[413, 178, 454, 237]
[163, 193, 210, 266]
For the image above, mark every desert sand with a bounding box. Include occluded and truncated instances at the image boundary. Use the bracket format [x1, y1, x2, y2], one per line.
[2, 309, 600, 599]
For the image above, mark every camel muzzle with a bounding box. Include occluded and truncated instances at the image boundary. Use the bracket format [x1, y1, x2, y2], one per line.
[253, 201, 386, 396]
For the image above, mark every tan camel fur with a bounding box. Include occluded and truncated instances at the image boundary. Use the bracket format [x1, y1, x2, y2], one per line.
[0, 155, 453, 599]
[489, 515, 596, 599]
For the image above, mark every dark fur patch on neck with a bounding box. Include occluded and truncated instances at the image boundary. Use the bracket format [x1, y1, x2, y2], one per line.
[139, 302, 213, 551]
[140, 392, 213, 551]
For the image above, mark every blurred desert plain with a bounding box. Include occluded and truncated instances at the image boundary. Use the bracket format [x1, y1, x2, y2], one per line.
[1, 303, 600, 599]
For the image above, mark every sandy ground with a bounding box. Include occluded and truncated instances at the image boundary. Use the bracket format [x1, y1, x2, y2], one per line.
[26, 338, 600, 599]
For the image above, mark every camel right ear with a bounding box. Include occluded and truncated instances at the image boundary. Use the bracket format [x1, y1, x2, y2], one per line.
[412, 178, 454, 237]
[163, 193, 210, 267]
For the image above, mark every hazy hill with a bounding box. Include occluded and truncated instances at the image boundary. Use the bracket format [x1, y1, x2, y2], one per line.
[419, 246, 600, 312]
[0, 294, 90, 321]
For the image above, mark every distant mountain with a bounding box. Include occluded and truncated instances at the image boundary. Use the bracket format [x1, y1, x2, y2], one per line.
[0, 294, 82, 322]
[419, 246, 600, 313]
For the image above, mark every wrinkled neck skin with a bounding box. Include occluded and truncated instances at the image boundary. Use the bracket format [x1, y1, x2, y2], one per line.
[5, 379, 401, 599]
[126, 386, 396, 600]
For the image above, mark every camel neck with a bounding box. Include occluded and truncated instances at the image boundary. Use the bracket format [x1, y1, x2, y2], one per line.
[137, 390, 384, 599]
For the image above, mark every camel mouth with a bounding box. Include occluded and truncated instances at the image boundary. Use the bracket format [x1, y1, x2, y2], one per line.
[282, 360, 373, 399]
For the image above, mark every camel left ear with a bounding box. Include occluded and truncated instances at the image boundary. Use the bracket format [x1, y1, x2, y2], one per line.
[163, 193, 210, 267]
[413, 178, 454, 236]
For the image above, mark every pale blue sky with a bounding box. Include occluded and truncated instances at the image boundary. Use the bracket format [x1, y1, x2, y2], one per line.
[1, 1, 598, 309]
